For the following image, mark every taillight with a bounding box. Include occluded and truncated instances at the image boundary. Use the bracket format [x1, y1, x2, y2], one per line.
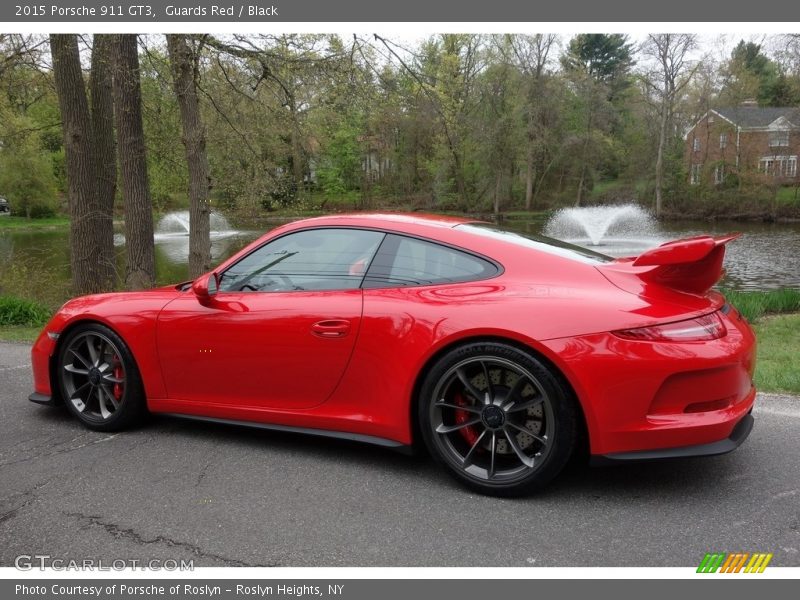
[613, 312, 726, 342]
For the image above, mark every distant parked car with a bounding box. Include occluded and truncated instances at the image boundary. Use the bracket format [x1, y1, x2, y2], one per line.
[0, 197, 9, 215]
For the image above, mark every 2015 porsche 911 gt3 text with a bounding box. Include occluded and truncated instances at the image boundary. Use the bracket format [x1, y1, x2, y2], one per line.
[29, 213, 756, 496]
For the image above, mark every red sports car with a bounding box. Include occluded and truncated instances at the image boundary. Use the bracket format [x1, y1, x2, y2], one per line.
[29, 213, 756, 496]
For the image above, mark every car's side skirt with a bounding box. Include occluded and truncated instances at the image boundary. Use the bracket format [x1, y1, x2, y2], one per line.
[161, 412, 415, 455]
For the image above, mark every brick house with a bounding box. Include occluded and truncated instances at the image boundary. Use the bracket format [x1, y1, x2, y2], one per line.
[685, 101, 800, 186]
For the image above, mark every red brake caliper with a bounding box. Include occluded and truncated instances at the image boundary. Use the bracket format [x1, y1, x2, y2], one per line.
[453, 392, 480, 446]
[112, 356, 123, 401]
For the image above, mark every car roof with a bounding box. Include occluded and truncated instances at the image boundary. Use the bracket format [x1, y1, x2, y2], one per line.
[286, 212, 478, 230]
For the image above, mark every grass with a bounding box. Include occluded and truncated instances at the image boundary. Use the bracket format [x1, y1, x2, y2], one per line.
[774, 185, 800, 204]
[0, 215, 69, 229]
[721, 288, 800, 322]
[0, 325, 42, 342]
[753, 314, 800, 395]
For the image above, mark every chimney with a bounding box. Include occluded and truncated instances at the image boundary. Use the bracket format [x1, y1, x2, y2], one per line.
[740, 99, 758, 107]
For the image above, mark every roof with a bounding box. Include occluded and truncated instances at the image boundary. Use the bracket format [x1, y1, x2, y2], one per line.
[713, 106, 800, 128]
[292, 212, 477, 229]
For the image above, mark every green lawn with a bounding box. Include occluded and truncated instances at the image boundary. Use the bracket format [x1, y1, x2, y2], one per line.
[775, 185, 800, 204]
[753, 313, 800, 395]
[0, 215, 69, 229]
[0, 325, 42, 342]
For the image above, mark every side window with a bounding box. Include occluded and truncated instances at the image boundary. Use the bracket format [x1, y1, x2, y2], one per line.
[363, 234, 498, 288]
[218, 228, 385, 292]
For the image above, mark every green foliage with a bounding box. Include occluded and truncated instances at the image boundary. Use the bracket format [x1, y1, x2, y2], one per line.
[561, 34, 634, 89]
[316, 118, 362, 197]
[0, 295, 51, 326]
[0, 140, 58, 219]
[2, 33, 800, 220]
[722, 288, 800, 322]
[720, 40, 800, 107]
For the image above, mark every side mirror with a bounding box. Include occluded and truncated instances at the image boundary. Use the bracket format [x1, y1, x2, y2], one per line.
[191, 272, 218, 306]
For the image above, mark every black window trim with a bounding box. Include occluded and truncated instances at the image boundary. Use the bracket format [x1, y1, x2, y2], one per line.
[213, 225, 504, 294]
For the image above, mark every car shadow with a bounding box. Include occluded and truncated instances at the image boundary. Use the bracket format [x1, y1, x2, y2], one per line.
[26, 406, 750, 501]
[151, 413, 745, 500]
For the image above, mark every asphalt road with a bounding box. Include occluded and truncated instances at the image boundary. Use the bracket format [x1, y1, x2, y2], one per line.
[1, 340, 798, 568]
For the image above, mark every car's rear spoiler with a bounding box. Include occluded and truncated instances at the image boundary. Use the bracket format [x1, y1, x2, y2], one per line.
[601, 234, 740, 295]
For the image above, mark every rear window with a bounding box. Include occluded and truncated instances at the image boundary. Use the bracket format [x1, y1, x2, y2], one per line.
[457, 223, 614, 264]
[363, 234, 498, 288]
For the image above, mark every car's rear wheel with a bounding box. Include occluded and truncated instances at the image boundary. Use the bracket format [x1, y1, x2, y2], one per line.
[57, 323, 147, 431]
[418, 342, 577, 497]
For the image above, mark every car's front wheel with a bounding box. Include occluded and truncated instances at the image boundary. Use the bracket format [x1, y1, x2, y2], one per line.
[418, 342, 577, 496]
[57, 323, 147, 431]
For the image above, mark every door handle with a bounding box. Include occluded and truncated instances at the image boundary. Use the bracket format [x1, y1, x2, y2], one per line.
[311, 320, 351, 338]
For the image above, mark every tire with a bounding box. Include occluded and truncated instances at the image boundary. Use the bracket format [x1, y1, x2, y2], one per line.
[56, 323, 147, 432]
[418, 342, 577, 497]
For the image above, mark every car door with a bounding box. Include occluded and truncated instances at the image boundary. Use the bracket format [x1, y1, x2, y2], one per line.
[156, 227, 385, 410]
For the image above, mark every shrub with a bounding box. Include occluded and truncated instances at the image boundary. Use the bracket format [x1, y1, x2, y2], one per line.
[0, 295, 51, 327]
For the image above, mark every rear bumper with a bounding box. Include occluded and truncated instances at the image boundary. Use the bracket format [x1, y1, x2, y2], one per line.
[591, 412, 753, 464]
[542, 306, 757, 456]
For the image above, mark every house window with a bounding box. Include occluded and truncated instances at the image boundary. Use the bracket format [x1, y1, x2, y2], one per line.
[714, 164, 725, 184]
[719, 133, 728, 149]
[693, 138, 701, 152]
[769, 131, 790, 147]
[690, 163, 703, 185]
[759, 156, 798, 178]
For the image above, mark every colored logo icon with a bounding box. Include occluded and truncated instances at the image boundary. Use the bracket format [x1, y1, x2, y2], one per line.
[697, 553, 773, 573]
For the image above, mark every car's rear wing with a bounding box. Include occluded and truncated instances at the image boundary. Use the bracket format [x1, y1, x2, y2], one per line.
[600, 234, 740, 295]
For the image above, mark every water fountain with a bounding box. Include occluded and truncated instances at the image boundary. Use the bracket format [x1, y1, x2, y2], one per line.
[543, 203, 662, 258]
[152, 210, 245, 263]
[155, 210, 233, 237]
[114, 210, 249, 264]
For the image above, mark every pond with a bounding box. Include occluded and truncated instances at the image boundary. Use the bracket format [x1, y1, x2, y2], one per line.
[0, 212, 798, 309]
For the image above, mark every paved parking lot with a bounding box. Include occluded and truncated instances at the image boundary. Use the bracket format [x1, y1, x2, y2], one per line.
[1, 340, 798, 567]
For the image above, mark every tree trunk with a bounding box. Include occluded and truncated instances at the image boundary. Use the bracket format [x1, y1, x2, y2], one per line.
[289, 97, 304, 201]
[167, 34, 211, 279]
[493, 171, 503, 215]
[89, 34, 117, 251]
[654, 100, 669, 218]
[51, 34, 116, 295]
[112, 34, 156, 290]
[525, 148, 534, 211]
[575, 167, 586, 207]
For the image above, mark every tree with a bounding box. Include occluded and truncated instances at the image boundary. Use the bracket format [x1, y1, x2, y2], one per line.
[501, 34, 560, 210]
[641, 34, 699, 217]
[89, 35, 117, 226]
[112, 34, 156, 289]
[50, 34, 116, 294]
[0, 137, 57, 218]
[719, 40, 793, 106]
[562, 34, 634, 204]
[167, 34, 211, 278]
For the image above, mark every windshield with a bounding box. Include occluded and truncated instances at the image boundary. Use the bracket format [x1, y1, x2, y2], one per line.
[457, 223, 614, 264]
